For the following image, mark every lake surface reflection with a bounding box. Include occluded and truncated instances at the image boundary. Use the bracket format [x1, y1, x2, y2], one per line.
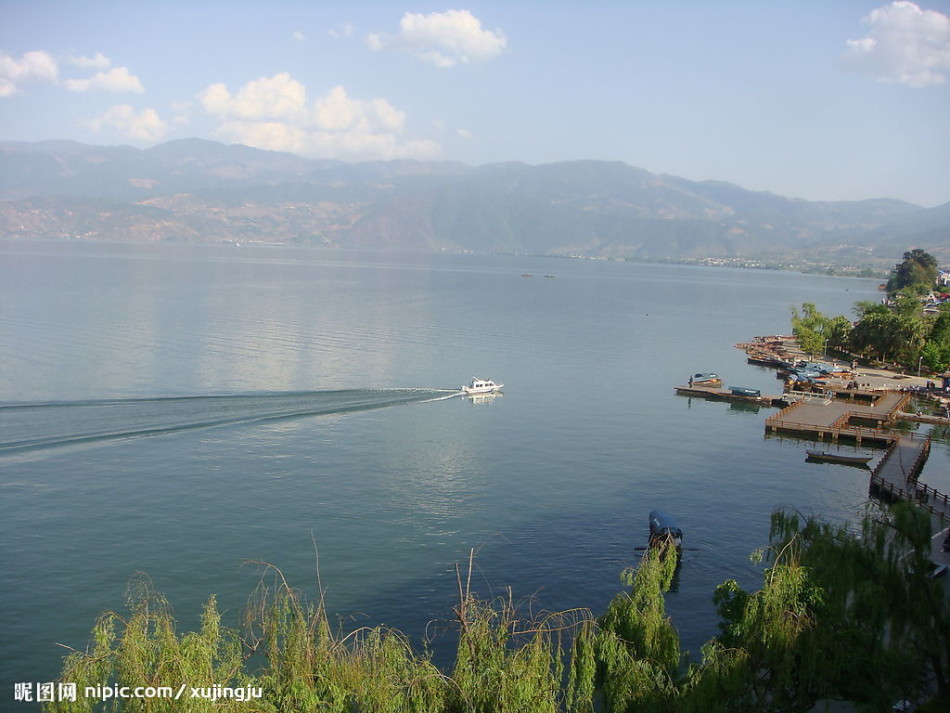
[6, 240, 939, 688]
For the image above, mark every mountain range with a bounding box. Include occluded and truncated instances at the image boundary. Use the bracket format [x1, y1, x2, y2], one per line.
[2, 138, 947, 270]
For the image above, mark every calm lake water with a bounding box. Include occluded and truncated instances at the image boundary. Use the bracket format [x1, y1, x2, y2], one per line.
[2, 240, 947, 696]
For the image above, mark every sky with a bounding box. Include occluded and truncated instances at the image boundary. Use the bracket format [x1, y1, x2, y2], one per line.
[1, 1, 949, 206]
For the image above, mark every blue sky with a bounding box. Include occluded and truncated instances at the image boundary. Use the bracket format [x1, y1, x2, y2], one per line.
[2, 1, 949, 206]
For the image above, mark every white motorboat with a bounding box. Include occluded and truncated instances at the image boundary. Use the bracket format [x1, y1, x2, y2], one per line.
[461, 378, 503, 395]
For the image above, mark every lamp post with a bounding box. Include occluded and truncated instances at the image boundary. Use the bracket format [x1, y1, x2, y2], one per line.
[918, 355, 924, 380]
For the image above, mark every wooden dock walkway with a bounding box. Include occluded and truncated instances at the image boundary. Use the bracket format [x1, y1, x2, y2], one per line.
[674, 385, 784, 406]
[765, 391, 909, 445]
[734, 336, 950, 559]
[869, 435, 950, 522]
[765, 388, 950, 522]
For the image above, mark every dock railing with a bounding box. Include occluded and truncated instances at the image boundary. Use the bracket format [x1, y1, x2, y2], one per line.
[748, 366, 945, 520]
[766, 389, 923, 445]
[765, 401, 806, 426]
[870, 471, 950, 523]
[870, 433, 930, 476]
[907, 435, 932, 481]
[783, 389, 833, 404]
[766, 411, 898, 443]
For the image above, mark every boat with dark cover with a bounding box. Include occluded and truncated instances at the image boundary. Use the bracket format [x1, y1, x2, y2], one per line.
[805, 450, 872, 467]
[689, 373, 722, 387]
[649, 510, 683, 551]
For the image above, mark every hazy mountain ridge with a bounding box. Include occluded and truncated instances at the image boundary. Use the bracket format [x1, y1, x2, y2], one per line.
[1, 139, 946, 266]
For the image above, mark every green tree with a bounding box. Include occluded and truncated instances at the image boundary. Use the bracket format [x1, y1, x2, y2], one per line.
[850, 295, 928, 366]
[594, 549, 681, 713]
[920, 340, 950, 373]
[790, 303, 828, 358]
[825, 315, 852, 352]
[892, 293, 929, 363]
[766, 505, 950, 702]
[790, 304, 855, 359]
[922, 303, 950, 373]
[712, 540, 825, 710]
[886, 248, 939, 296]
[712, 505, 950, 709]
[850, 300, 916, 364]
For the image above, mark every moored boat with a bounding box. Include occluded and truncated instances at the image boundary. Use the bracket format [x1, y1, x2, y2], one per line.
[649, 510, 683, 551]
[690, 373, 722, 387]
[805, 450, 872, 467]
[728, 386, 761, 397]
[461, 378, 503, 395]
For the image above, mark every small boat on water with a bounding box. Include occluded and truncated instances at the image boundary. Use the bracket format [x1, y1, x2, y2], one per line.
[649, 510, 683, 551]
[806, 450, 873, 467]
[728, 386, 761, 398]
[461, 378, 503, 395]
[690, 373, 722, 387]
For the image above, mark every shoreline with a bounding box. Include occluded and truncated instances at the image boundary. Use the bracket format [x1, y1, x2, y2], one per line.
[738, 334, 950, 578]
[738, 335, 950, 410]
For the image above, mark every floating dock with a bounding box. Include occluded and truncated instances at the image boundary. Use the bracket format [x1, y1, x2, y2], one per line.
[868, 437, 949, 521]
[731, 337, 950, 570]
[674, 385, 785, 407]
[764, 391, 909, 445]
[764, 384, 950, 523]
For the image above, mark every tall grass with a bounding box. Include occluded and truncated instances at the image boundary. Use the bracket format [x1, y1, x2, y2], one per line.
[46, 555, 599, 712]
[40, 548, 740, 712]
[46, 507, 943, 712]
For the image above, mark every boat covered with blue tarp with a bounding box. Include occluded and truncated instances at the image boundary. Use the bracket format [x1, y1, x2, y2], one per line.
[728, 386, 761, 397]
[648, 510, 683, 550]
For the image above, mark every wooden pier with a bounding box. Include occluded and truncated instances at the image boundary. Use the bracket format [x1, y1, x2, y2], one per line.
[675, 384, 785, 406]
[869, 435, 950, 522]
[766, 389, 950, 522]
[733, 336, 950, 567]
[765, 391, 910, 445]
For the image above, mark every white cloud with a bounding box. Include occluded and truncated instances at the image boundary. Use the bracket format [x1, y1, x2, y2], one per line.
[366, 9, 506, 67]
[92, 105, 167, 142]
[292, 30, 306, 43]
[456, 128, 473, 140]
[0, 50, 58, 96]
[313, 85, 406, 132]
[215, 120, 308, 153]
[0, 50, 146, 98]
[199, 72, 307, 120]
[844, 1, 950, 87]
[196, 83, 232, 116]
[198, 74, 438, 160]
[366, 97, 405, 132]
[67, 52, 111, 69]
[313, 85, 361, 131]
[64, 66, 144, 93]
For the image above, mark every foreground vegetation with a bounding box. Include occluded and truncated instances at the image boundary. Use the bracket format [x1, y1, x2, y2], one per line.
[46, 503, 949, 712]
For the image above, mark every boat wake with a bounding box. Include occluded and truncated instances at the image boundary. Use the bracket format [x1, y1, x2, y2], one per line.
[0, 388, 458, 461]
